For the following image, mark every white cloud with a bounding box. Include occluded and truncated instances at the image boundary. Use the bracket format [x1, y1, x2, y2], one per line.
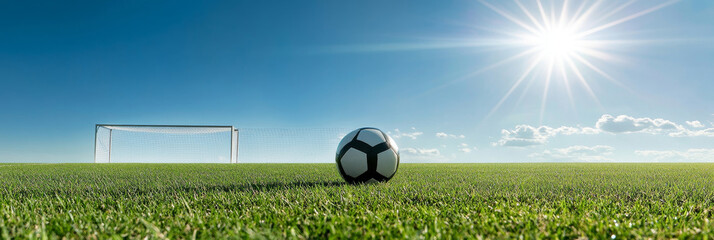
[671, 128, 714, 137]
[389, 128, 423, 140]
[686, 121, 705, 128]
[436, 132, 465, 139]
[529, 145, 615, 162]
[494, 125, 547, 147]
[458, 147, 477, 153]
[596, 114, 683, 134]
[595, 115, 714, 137]
[401, 147, 440, 157]
[457, 144, 477, 153]
[494, 125, 599, 147]
[496, 115, 714, 147]
[401, 147, 449, 162]
[635, 149, 714, 162]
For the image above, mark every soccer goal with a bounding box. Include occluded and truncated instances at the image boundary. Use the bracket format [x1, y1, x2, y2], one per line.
[94, 124, 238, 163]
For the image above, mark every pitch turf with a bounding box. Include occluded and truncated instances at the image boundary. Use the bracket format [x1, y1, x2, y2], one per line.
[1, 163, 714, 239]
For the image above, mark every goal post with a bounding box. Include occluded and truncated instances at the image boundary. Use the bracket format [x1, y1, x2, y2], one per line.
[94, 124, 238, 163]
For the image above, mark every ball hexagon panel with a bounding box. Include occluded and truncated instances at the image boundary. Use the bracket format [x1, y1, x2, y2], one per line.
[356, 129, 387, 147]
[340, 148, 368, 178]
[376, 149, 398, 177]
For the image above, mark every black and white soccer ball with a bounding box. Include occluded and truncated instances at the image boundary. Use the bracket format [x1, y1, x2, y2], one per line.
[336, 127, 399, 184]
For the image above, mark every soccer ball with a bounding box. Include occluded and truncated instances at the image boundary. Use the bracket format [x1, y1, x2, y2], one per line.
[336, 127, 399, 184]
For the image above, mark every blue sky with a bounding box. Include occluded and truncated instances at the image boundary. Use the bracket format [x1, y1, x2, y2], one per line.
[1, 0, 713, 163]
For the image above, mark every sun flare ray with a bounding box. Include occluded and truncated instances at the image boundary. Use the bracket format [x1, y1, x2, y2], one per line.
[570, 0, 603, 30]
[515, 0, 546, 32]
[540, 58, 555, 124]
[478, 0, 541, 35]
[578, 0, 679, 38]
[419, 47, 542, 97]
[473, 0, 675, 118]
[590, 0, 638, 26]
[536, 0, 551, 30]
[557, 59, 576, 110]
[558, 0, 569, 28]
[329, 0, 677, 119]
[570, 52, 625, 88]
[487, 55, 544, 119]
[564, 56, 599, 105]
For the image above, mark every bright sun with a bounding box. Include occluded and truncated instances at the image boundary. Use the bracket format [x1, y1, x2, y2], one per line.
[334, 0, 678, 123]
[532, 27, 579, 58]
[476, 0, 678, 121]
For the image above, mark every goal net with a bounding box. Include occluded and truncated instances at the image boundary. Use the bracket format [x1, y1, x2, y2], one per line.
[236, 128, 349, 163]
[94, 125, 237, 163]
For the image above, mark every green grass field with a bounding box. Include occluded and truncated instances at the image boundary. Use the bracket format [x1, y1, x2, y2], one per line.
[1, 163, 714, 239]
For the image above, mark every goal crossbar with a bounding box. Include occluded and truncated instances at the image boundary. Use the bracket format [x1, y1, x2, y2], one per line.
[96, 124, 234, 128]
